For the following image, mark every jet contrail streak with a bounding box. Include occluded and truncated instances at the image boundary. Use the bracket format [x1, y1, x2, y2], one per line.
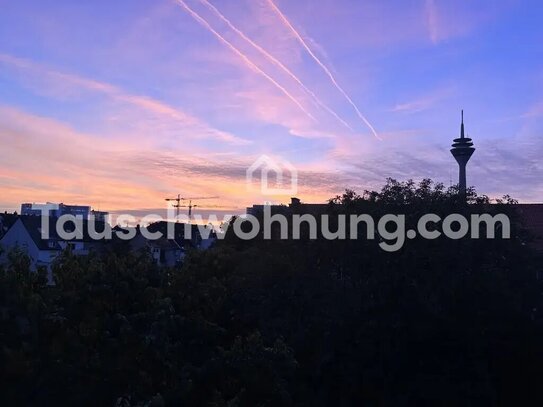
[199, 0, 353, 131]
[266, 0, 381, 140]
[174, 0, 316, 122]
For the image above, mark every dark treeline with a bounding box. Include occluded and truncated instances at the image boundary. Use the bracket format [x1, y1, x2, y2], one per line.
[1, 179, 543, 406]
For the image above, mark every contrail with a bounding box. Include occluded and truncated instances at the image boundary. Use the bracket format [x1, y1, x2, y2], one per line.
[174, 0, 316, 122]
[199, 0, 352, 131]
[266, 0, 381, 140]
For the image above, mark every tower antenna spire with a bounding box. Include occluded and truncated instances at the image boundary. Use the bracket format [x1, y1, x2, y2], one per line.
[460, 109, 465, 139]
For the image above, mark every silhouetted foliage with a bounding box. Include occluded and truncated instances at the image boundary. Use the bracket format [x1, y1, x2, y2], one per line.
[1, 179, 542, 405]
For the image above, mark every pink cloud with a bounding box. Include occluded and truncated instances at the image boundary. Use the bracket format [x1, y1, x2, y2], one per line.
[0, 53, 251, 146]
[0, 106, 341, 213]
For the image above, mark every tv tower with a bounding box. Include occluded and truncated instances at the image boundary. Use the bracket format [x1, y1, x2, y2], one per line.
[450, 110, 475, 199]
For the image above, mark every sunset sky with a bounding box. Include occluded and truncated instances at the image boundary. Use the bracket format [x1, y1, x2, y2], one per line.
[1, 0, 542, 217]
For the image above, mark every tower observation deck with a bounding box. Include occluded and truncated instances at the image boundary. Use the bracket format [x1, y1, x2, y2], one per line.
[451, 110, 475, 199]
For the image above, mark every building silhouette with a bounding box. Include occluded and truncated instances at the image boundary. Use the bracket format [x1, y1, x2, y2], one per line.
[20, 202, 108, 221]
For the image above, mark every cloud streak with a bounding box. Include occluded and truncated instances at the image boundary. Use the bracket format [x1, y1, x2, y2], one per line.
[266, 0, 381, 140]
[0, 53, 251, 146]
[199, 0, 352, 131]
[391, 87, 455, 113]
[425, 0, 439, 44]
[174, 0, 316, 122]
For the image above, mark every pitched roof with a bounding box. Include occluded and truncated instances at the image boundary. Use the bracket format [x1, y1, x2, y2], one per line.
[14, 216, 109, 251]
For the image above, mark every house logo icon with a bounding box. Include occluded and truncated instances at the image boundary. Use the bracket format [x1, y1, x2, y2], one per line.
[246, 155, 298, 196]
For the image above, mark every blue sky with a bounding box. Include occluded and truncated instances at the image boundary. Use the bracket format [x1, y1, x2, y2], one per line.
[0, 0, 542, 213]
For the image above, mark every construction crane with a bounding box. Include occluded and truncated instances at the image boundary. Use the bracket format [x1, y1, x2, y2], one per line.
[165, 195, 219, 218]
[177, 200, 226, 217]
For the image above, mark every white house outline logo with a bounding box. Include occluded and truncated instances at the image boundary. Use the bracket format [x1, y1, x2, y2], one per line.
[246, 155, 298, 196]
